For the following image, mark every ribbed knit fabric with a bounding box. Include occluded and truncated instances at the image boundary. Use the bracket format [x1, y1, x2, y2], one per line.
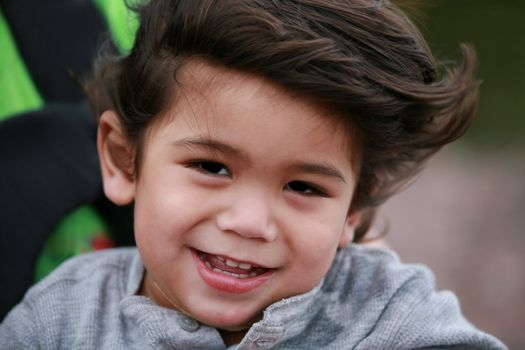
[0, 245, 507, 349]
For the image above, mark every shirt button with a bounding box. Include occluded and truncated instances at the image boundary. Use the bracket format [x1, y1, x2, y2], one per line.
[179, 315, 200, 332]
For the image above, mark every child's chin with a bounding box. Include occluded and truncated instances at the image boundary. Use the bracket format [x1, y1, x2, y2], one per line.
[193, 307, 263, 331]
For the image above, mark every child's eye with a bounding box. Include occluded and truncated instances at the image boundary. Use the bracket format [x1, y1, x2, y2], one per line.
[285, 181, 327, 197]
[188, 161, 230, 176]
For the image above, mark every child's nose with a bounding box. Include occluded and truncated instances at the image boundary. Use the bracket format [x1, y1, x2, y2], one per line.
[216, 191, 278, 242]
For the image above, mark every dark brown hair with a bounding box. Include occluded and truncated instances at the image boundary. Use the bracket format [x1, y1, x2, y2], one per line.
[85, 0, 479, 242]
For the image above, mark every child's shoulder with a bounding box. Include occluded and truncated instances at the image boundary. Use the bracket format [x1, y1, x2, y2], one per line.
[326, 243, 437, 307]
[25, 247, 141, 307]
[0, 248, 144, 348]
[318, 244, 507, 349]
[332, 243, 433, 282]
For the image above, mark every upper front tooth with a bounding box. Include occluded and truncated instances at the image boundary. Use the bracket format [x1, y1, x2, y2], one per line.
[226, 259, 239, 267]
[239, 263, 252, 270]
[217, 256, 225, 262]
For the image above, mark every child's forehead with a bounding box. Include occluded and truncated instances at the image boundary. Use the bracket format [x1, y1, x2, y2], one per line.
[169, 58, 349, 130]
[177, 59, 291, 104]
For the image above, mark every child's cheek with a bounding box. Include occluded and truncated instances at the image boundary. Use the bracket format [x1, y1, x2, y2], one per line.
[288, 225, 340, 284]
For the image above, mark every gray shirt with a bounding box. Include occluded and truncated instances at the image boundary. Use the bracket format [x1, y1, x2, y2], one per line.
[0, 245, 507, 349]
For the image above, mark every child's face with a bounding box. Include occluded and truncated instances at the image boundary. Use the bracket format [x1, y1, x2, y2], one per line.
[103, 61, 359, 330]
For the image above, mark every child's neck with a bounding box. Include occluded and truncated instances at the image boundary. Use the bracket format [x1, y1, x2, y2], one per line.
[220, 328, 248, 347]
[140, 275, 249, 346]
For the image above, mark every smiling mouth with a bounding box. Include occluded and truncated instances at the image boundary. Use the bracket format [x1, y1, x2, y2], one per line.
[196, 250, 270, 279]
[192, 249, 274, 293]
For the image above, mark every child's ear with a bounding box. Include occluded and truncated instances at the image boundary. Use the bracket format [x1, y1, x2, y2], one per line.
[97, 110, 136, 205]
[338, 211, 361, 248]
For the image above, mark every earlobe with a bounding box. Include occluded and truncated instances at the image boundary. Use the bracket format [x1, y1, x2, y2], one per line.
[338, 211, 361, 248]
[97, 110, 136, 205]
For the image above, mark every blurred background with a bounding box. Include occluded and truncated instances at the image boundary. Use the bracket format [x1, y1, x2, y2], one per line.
[382, 1, 525, 348]
[0, 0, 523, 348]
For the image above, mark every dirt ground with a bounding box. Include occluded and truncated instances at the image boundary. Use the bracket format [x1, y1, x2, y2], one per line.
[379, 147, 525, 348]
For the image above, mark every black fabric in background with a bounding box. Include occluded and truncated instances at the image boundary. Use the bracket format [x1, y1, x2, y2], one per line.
[0, 103, 134, 320]
[0, 103, 96, 319]
[0, 0, 110, 103]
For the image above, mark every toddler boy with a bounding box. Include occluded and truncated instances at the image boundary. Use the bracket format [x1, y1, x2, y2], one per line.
[0, 0, 507, 349]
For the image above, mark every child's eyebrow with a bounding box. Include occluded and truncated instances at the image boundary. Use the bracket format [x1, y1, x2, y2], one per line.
[171, 137, 347, 183]
[291, 162, 347, 184]
[171, 137, 251, 163]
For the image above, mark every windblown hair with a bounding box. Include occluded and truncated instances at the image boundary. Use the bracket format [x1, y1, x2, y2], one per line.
[85, 0, 479, 242]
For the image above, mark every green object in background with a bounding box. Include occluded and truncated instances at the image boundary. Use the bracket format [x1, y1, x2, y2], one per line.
[0, 10, 43, 120]
[93, 0, 138, 53]
[34, 206, 115, 282]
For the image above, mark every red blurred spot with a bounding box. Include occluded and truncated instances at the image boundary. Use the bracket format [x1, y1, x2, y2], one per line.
[91, 234, 115, 251]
